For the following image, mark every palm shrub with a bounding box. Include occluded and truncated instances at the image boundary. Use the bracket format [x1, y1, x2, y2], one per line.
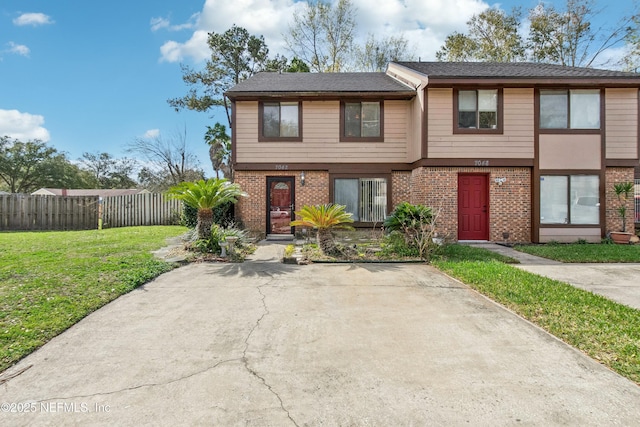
[613, 181, 634, 233]
[290, 204, 354, 256]
[167, 178, 247, 240]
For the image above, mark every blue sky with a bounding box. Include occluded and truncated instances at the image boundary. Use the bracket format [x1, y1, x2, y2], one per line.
[0, 0, 635, 179]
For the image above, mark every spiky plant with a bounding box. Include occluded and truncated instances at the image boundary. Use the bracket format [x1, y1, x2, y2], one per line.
[291, 204, 354, 256]
[167, 178, 247, 240]
[613, 181, 634, 233]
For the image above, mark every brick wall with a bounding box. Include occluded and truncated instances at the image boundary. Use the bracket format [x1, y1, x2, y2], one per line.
[234, 170, 329, 237]
[236, 167, 532, 242]
[408, 167, 532, 243]
[391, 171, 411, 208]
[605, 167, 635, 234]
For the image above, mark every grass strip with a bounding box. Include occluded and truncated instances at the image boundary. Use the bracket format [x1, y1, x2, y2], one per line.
[515, 243, 640, 263]
[433, 246, 640, 385]
[0, 226, 187, 372]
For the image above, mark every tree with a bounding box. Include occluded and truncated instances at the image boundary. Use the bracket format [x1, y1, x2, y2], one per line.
[44, 155, 96, 190]
[354, 34, 415, 72]
[529, 0, 638, 67]
[137, 167, 204, 193]
[78, 152, 137, 189]
[285, 0, 357, 72]
[204, 123, 231, 179]
[167, 178, 247, 240]
[285, 57, 311, 73]
[436, 0, 639, 67]
[168, 25, 270, 127]
[621, 10, 640, 71]
[263, 55, 311, 73]
[127, 128, 200, 188]
[436, 7, 526, 62]
[435, 33, 479, 62]
[0, 136, 92, 193]
[290, 204, 354, 256]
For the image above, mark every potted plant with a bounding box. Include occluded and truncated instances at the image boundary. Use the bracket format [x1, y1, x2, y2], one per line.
[610, 181, 634, 244]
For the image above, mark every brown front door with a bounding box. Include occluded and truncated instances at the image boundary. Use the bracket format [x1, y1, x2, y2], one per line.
[267, 177, 294, 235]
[458, 174, 489, 240]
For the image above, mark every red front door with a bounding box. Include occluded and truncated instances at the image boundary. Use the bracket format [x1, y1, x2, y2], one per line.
[458, 174, 489, 240]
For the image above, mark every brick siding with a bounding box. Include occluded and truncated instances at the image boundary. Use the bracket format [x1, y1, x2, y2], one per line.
[605, 167, 635, 234]
[237, 167, 533, 243]
[234, 170, 329, 238]
[405, 167, 532, 243]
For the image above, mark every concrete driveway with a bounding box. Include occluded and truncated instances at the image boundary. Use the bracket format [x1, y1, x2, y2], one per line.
[1, 245, 640, 426]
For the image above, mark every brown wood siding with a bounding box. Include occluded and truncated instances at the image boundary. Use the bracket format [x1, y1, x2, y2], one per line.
[427, 88, 534, 158]
[235, 100, 408, 163]
[605, 88, 638, 159]
[539, 227, 601, 243]
[539, 134, 601, 170]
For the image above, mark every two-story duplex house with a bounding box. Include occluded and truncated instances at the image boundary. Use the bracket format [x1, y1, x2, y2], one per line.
[225, 62, 640, 243]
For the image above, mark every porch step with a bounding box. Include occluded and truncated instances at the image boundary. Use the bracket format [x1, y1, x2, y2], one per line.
[266, 234, 295, 241]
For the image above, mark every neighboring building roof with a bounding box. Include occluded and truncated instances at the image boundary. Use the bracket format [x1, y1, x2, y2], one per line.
[31, 188, 149, 197]
[225, 72, 416, 99]
[393, 61, 640, 86]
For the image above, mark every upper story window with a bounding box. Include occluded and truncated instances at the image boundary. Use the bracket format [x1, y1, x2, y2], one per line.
[540, 89, 600, 130]
[341, 101, 383, 142]
[454, 89, 502, 134]
[259, 101, 302, 141]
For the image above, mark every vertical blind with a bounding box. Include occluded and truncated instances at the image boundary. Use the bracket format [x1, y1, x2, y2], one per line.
[334, 178, 387, 222]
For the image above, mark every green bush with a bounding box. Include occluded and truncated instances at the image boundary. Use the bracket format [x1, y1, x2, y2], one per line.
[383, 202, 438, 260]
[181, 203, 198, 228]
[383, 202, 433, 234]
[180, 200, 235, 229]
[192, 224, 250, 256]
[213, 200, 235, 226]
[380, 231, 420, 258]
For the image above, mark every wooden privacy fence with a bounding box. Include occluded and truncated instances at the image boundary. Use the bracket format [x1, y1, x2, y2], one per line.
[101, 193, 182, 228]
[0, 194, 99, 231]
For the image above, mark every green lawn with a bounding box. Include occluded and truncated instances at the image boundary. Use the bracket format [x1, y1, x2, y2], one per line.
[515, 242, 640, 263]
[0, 226, 187, 372]
[433, 245, 640, 385]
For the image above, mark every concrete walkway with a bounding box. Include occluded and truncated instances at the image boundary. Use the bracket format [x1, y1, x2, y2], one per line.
[1, 243, 639, 425]
[470, 242, 640, 311]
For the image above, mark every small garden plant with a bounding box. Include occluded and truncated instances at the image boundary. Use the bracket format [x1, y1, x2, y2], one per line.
[290, 204, 355, 257]
[383, 202, 441, 261]
[167, 178, 247, 240]
[613, 181, 634, 233]
[296, 202, 443, 262]
[167, 178, 252, 261]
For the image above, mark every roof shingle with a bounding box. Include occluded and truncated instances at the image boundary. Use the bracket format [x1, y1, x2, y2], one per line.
[394, 61, 640, 80]
[225, 72, 414, 96]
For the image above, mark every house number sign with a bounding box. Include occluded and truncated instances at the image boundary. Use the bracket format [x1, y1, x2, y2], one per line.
[275, 164, 289, 170]
[474, 160, 490, 167]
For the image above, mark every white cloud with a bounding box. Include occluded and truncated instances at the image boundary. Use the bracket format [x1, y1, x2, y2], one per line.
[13, 12, 54, 26]
[151, 13, 199, 32]
[0, 109, 50, 141]
[160, 31, 210, 63]
[6, 42, 30, 57]
[157, 0, 490, 63]
[151, 17, 171, 32]
[143, 129, 160, 138]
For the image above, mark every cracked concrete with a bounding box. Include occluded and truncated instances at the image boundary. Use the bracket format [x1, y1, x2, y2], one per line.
[1, 245, 640, 425]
